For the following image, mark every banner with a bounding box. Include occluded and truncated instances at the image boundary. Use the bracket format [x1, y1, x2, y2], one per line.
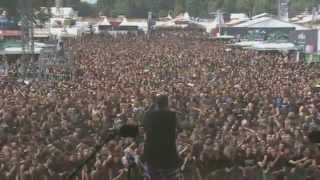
[305, 53, 320, 64]
[0, 30, 22, 37]
[289, 30, 318, 53]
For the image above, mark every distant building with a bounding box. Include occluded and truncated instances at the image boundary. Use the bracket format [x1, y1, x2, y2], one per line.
[50, 7, 77, 18]
[0, 12, 21, 40]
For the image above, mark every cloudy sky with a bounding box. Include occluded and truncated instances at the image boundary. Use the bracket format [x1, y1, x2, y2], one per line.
[81, 0, 97, 4]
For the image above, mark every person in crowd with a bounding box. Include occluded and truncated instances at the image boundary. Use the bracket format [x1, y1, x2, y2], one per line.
[0, 31, 319, 180]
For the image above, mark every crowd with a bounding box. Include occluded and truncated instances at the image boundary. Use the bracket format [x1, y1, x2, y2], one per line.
[0, 32, 320, 180]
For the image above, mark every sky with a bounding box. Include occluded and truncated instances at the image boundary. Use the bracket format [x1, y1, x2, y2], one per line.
[81, 0, 97, 4]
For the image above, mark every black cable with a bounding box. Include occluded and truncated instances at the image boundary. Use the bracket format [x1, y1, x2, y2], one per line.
[67, 133, 116, 180]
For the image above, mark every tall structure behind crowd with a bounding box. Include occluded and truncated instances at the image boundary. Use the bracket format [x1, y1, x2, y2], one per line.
[278, 0, 289, 21]
[209, 10, 224, 37]
[56, 0, 63, 17]
[18, 0, 35, 79]
[18, 0, 34, 55]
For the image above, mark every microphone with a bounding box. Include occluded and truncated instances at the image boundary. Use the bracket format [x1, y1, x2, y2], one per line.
[109, 124, 140, 138]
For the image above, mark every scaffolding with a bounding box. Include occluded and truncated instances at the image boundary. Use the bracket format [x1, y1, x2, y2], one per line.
[17, 0, 35, 79]
[37, 45, 74, 81]
[15, 0, 73, 81]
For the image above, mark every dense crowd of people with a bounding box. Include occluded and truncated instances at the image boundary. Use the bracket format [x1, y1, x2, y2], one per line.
[0, 32, 320, 180]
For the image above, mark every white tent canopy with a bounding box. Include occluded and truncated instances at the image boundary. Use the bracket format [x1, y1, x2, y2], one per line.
[231, 41, 263, 47]
[248, 42, 297, 51]
[173, 12, 191, 23]
[234, 17, 309, 30]
[230, 13, 249, 20]
[97, 16, 110, 26]
[50, 7, 76, 18]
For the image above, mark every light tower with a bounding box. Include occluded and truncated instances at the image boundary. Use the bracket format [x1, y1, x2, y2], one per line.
[18, 0, 34, 55]
[18, 0, 35, 79]
[209, 10, 225, 36]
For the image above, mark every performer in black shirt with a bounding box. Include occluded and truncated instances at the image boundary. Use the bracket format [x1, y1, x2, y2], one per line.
[143, 95, 182, 180]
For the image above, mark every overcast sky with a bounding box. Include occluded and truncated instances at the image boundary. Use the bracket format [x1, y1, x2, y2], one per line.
[81, 0, 97, 4]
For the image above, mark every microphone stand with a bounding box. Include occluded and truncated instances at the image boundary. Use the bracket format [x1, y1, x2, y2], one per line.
[67, 133, 117, 180]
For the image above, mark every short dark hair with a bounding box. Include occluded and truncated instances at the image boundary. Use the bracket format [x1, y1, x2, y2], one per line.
[156, 95, 168, 109]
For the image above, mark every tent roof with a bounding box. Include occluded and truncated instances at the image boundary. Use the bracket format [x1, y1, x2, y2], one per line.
[231, 41, 263, 47]
[230, 13, 248, 20]
[234, 17, 309, 30]
[51, 7, 75, 18]
[174, 12, 191, 22]
[253, 42, 295, 49]
[251, 13, 271, 19]
[97, 17, 111, 26]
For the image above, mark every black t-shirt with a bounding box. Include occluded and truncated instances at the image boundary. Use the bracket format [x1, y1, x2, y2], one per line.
[242, 154, 257, 167]
[143, 109, 179, 169]
[271, 155, 288, 172]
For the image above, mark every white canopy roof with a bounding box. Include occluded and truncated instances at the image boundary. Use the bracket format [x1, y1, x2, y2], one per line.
[255, 42, 295, 49]
[174, 12, 191, 22]
[248, 42, 297, 51]
[51, 7, 75, 18]
[234, 17, 309, 30]
[231, 13, 248, 20]
[97, 17, 110, 26]
[231, 40, 296, 51]
[231, 41, 263, 47]
[252, 13, 271, 20]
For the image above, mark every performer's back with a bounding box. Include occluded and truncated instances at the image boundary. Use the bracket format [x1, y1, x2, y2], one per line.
[144, 109, 178, 169]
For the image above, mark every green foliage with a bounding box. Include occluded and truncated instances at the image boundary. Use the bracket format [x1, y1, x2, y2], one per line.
[0, 0, 319, 18]
[76, 2, 97, 17]
[97, 0, 319, 18]
[112, 0, 130, 16]
[174, 0, 185, 15]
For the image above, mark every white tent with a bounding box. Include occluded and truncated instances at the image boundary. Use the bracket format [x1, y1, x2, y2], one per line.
[231, 41, 263, 47]
[248, 42, 297, 51]
[234, 17, 309, 30]
[50, 7, 76, 18]
[173, 12, 191, 23]
[159, 14, 173, 21]
[155, 12, 191, 29]
[251, 13, 271, 20]
[226, 14, 249, 26]
[119, 17, 148, 31]
[231, 13, 249, 20]
[97, 16, 110, 26]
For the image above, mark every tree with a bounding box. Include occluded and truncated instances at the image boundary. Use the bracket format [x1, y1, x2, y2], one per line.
[130, 0, 150, 17]
[112, 0, 130, 16]
[174, 0, 185, 16]
[237, 0, 258, 17]
[64, 0, 81, 8]
[1, 0, 317, 19]
[207, 0, 223, 13]
[186, 0, 208, 17]
[0, 0, 18, 17]
[97, 0, 115, 16]
[76, 2, 97, 17]
[223, 0, 237, 13]
[290, 0, 318, 15]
